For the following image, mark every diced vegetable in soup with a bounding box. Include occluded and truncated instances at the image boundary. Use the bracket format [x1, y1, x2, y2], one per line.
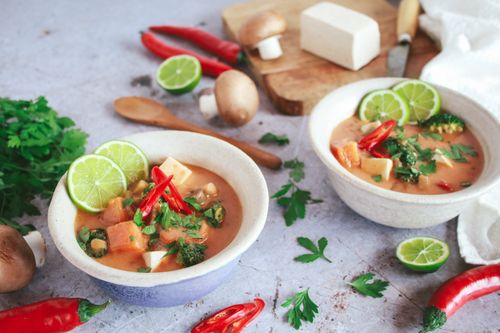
[75, 158, 242, 272]
[330, 115, 484, 195]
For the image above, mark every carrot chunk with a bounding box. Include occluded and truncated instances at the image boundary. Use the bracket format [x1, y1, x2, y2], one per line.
[343, 141, 360, 167]
[102, 197, 130, 225]
[107, 221, 146, 253]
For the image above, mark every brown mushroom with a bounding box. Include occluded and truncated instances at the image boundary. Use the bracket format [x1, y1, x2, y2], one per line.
[0, 225, 36, 293]
[198, 70, 259, 126]
[238, 10, 287, 60]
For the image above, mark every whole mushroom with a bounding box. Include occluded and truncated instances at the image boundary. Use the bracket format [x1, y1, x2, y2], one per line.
[238, 10, 287, 60]
[0, 225, 36, 293]
[198, 70, 259, 126]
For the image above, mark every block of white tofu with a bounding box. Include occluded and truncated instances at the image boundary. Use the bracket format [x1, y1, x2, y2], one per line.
[142, 251, 167, 271]
[433, 151, 454, 168]
[159, 157, 192, 186]
[361, 157, 393, 181]
[300, 2, 380, 71]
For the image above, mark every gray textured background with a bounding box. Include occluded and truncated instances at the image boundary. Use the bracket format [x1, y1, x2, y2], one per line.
[0, 0, 498, 332]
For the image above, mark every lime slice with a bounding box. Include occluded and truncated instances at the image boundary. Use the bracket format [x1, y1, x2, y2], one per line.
[358, 89, 410, 126]
[67, 154, 127, 213]
[156, 55, 201, 95]
[396, 237, 450, 273]
[393, 80, 441, 124]
[94, 140, 149, 184]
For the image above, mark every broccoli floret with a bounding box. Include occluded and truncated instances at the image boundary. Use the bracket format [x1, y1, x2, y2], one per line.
[395, 167, 420, 183]
[420, 113, 465, 134]
[382, 137, 401, 156]
[78, 227, 108, 258]
[383, 137, 417, 166]
[203, 201, 226, 228]
[399, 146, 417, 166]
[177, 238, 207, 267]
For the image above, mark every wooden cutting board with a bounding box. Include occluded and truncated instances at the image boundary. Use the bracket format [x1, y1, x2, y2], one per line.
[222, 0, 438, 115]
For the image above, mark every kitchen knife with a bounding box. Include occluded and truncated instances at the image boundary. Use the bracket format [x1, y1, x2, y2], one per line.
[387, 0, 421, 77]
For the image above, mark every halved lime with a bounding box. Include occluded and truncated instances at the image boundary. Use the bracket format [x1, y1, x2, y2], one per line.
[358, 89, 410, 126]
[67, 154, 127, 213]
[94, 140, 149, 184]
[393, 80, 441, 124]
[156, 55, 201, 95]
[396, 237, 450, 273]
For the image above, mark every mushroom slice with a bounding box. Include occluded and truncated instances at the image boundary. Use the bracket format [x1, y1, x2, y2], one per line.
[457, 187, 500, 265]
[0, 225, 36, 293]
[238, 10, 287, 60]
[23, 230, 47, 268]
[197, 70, 259, 127]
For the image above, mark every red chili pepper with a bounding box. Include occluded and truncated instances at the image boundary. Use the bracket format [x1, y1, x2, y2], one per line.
[358, 120, 396, 154]
[141, 31, 233, 77]
[138, 174, 173, 219]
[151, 166, 192, 215]
[0, 298, 109, 333]
[191, 298, 265, 333]
[422, 264, 500, 332]
[149, 25, 244, 65]
[436, 180, 454, 192]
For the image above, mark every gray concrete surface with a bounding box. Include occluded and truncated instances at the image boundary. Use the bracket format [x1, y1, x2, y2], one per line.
[0, 0, 498, 332]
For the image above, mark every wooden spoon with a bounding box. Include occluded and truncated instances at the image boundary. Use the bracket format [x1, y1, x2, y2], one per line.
[114, 96, 282, 169]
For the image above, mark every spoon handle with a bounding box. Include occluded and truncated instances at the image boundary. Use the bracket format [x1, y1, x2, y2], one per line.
[165, 117, 283, 169]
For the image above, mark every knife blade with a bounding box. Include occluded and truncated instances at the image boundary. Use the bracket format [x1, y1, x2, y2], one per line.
[387, 0, 420, 77]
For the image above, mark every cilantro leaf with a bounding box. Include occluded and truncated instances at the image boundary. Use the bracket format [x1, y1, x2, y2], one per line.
[122, 197, 134, 208]
[142, 225, 156, 235]
[349, 272, 389, 298]
[137, 267, 151, 273]
[452, 144, 477, 157]
[258, 132, 290, 146]
[281, 289, 319, 329]
[294, 237, 332, 263]
[372, 175, 382, 183]
[419, 160, 436, 175]
[133, 209, 144, 227]
[284, 159, 305, 182]
[420, 132, 443, 141]
[184, 197, 202, 211]
[271, 183, 292, 198]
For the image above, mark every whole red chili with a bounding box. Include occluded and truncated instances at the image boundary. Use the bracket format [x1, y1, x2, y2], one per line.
[138, 173, 173, 219]
[141, 31, 233, 77]
[0, 298, 110, 333]
[149, 25, 244, 65]
[358, 120, 397, 154]
[421, 264, 500, 332]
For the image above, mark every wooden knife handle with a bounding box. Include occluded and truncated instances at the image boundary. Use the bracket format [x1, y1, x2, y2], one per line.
[397, 0, 420, 42]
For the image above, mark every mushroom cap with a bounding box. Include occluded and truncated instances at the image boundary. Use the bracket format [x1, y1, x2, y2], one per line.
[238, 10, 287, 47]
[214, 70, 259, 127]
[0, 225, 36, 293]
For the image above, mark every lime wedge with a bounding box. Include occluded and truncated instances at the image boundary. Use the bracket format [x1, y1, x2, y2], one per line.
[393, 80, 441, 124]
[396, 237, 449, 273]
[67, 155, 127, 213]
[156, 55, 201, 95]
[94, 140, 149, 184]
[358, 89, 410, 126]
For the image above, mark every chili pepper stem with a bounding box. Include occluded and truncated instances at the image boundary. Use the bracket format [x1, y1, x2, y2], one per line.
[420, 306, 447, 332]
[78, 299, 111, 322]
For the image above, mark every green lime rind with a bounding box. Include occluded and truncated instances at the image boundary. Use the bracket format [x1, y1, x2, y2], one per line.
[94, 140, 149, 184]
[358, 89, 410, 126]
[156, 55, 202, 95]
[392, 80, 441, 125]
[396, 236, 450, 273]
[67, 154, 127, 213]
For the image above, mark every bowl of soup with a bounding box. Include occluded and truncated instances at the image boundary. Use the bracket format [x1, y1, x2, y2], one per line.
[48, 131, 268, 307]
[309, 78, 500, 228]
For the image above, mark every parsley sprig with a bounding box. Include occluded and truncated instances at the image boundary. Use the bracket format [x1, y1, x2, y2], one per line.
[294, 237, 331, 263]
[349, 272, 389, 298]
[272, 159, 322, 226]
[281, 289, 319, 329]
[258, 132, 290, 146]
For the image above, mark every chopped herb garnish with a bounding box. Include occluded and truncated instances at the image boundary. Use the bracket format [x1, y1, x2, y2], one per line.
[142, 225, 156, 235]
[148, 231, 159, 248]
[258, 132, 290, 146]
[281, 289, 319, 329]
[78, 226, 90, 243]
[452, 144, 477, 157]
[438, 144, 476, 163]
[137, 267, 152, 273]
[294, 237, 331, 263]
[395, 166, 420, 183]
[372, 175, 382, 183]
[419, 160, 436, 175]
[184, 197, 202, 211]
[203, 201, 225, 228]
[177, 238, 207, 267]
[164, 242, 179, 256]
[133, 209, 144, 227]
[284, 159, 305, 182]
[420, 132, 443, 141]
[129, 235, 136, 242]
[142, 183, 154, 197]
[78, 228, 108, 258]
[349, 272, 389, 298]
[122, 197, 134, 208]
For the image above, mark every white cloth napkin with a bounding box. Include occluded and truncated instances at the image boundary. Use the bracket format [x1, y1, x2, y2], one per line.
[418, 0, 500, 264]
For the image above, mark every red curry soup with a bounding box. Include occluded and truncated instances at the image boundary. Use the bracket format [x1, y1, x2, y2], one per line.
[75, 157, 242, 272]
[330, 114, 484, 194]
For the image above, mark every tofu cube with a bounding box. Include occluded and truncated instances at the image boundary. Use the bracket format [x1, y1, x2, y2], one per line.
[361, 157, 393, 181]
[433, 151, 453, 168]
[159, 157, 192, 186]
[106, 221, 146, 253]
[142, 251, 167, 271]
[301, 2, 380, 70]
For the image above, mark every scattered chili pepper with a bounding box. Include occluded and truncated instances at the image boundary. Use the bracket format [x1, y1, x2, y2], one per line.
[191, 298, 265, 333]
[138, 173, 173, 219]
[141, 31, 233, 77]
[421, 264, 500, 332]
[358, 120, 396, 155]
[149, 25, 244, 65]
[436, 180, 454, 192]
[0, 298, 110, 333]
[151, 166, 192, 215]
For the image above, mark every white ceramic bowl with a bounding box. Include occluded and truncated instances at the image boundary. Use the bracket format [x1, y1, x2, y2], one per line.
[309, 78, 500, 229]
[48, 131, 269, 307]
